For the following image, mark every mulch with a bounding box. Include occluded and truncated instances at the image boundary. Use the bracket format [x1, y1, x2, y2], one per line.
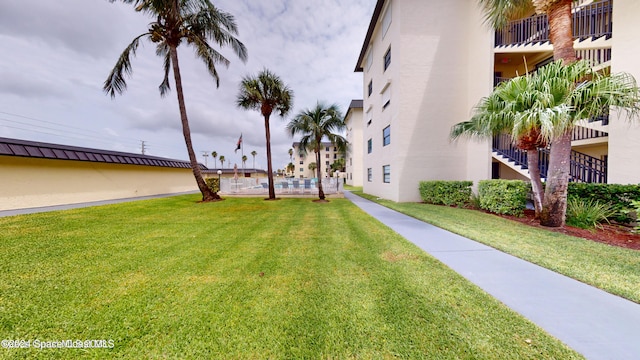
[497, 209, 640, 250]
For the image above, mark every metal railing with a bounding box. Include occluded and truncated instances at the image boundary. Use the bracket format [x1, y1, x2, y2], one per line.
[492, 134, 607, 183]
[495, 0, 612, 47]
[572, 125, 608, 141]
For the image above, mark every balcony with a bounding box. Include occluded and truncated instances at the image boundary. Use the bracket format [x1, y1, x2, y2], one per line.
[495, 0, 612, 47]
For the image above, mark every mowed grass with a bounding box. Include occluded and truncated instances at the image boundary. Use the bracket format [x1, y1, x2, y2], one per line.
[351, 189, 640, 304]
[0, 195, 580, 359]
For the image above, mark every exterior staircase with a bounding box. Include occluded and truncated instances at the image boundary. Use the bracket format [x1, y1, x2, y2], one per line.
[492, 131, 608, 183]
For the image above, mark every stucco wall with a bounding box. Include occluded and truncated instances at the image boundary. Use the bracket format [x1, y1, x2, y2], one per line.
[608, 0, 640, 185]
[0, 156, 198, 211]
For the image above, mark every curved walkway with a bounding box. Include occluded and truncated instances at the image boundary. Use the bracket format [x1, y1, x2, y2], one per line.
[344, 191, 640, 360]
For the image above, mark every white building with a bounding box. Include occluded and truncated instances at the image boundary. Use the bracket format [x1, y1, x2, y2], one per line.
[345, 99, 364, 186]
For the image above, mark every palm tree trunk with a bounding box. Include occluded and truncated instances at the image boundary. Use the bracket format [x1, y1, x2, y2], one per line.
[526, 149, 544, 219]
[548, 0, 577, 63]
[169, 46, 219, 201]
[540, 130, 572, 227]
[315, 149, 325, 200]
[263, 114, 276, 199]
[538, 0, 575, 225]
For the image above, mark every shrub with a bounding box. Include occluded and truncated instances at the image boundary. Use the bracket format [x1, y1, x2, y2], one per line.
[205, 178, 220, 193]
[478, 180, 529, 216]
[567, 183, 640, 224]
[418, 181, 472, 207]
[565, 197, 616, 229]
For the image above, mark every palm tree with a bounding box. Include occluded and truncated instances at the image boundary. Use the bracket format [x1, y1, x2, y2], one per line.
[477, 0, 581, 226]
[453, 60, 640, 225]
[104, 0, 247, 202]
[287, 102, 347, 201]
[211, 151, 218, 169]
[242, 155, 247, 168]
[451, 76, 547, 218]
[250, 150, 257, 169]
[219, 155, 225, 169]
[308, 162, 317, 175]
[286, 162, 295, 176]
[288, 148, 293, 162]
[236, 69, 294, 200]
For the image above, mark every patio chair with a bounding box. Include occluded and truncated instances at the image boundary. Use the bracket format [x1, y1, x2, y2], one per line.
[281, 181, 290, 193]
[261, 182, 269, 190]
[303, 179, 312, 194]
[292, 180, 300, 193]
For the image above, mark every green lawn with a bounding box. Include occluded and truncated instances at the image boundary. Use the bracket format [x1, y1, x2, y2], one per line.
[0, 195, 580, 359]
[351, 189, 640, 304]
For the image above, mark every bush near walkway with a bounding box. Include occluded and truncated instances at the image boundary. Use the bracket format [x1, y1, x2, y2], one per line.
[478, 179, 529, 216]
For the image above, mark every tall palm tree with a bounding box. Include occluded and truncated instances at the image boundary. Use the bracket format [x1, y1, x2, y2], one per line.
[211, 151, 218, 169]
[288, 148, 293, 162]
[287, 102, 347, 201]
[250, 150, 257, 169]
[453, 60, 640, 225]
[308, 162, 317, 175]
[104, 0, 247, 202]
[219, 155, 225, 169]
[242, 155, 247, 168]
[286, 162, 295, 176]
[236, 69, 294, 200]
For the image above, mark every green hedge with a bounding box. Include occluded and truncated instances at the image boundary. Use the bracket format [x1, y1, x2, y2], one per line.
[205, 178, 220, 193]
[418, 181, 472, 207]
[567, 183, 640, 223]
[478, 180, 529, 216]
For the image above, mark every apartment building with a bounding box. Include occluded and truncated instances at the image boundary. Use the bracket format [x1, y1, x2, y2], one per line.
[356, 0, 640, 202]
[355, 0, 492, 202]
[291, 141, 345, 179]
[344, 99, 364, 186]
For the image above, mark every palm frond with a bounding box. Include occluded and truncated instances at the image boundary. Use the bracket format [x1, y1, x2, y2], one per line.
[477, 0, 534, 29]
[103, 33, 148, 97]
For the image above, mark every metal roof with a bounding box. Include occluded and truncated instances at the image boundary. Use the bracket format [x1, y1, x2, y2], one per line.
[0, 137, 205, 170]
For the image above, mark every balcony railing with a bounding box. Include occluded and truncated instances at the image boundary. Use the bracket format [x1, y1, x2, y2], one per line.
[492, 134, 607, 183]
[572, 125, 608, 141]
[495, 0, 612, 47]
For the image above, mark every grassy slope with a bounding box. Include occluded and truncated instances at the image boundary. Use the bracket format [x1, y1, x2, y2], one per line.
[352, 190, 640, 304]
[0, 195, 580, 359]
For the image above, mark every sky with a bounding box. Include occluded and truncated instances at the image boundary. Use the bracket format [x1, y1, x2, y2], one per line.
[0, 0, 376, 170]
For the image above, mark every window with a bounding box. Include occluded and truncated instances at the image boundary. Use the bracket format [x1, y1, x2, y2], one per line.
[299, 160, 303, 165]
[325, 161, 330, 166]
[349, 158, 352, 166]
[383, 165, 390, 183]
[384, 47, 391, 71]
[367, 139, 372, 154]
[299, 168, 304, 172]
[334, 154, 337, 159]
[366, 108, 372, 126]
[367, 168, 372, 182]
[383, 126, 390, 146]
[325, 146, 330, 151]
[366, 49, 373, 71]
[334, 147, 337, 151]
[326, 153, 330, 158]
[368, 80, 373, 97]
[382, 4, 392, 38]
[382, 84, 391, 109]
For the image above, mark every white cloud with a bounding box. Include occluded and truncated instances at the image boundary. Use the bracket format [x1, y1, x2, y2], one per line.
[0, 0, 376, 170]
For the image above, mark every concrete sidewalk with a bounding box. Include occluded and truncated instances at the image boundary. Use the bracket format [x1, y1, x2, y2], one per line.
[344, 191, 640, 360]
[0, 191, 198, 218]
